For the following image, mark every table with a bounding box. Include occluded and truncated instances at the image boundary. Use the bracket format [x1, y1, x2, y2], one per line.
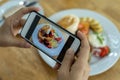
[0, 0, 120, 80]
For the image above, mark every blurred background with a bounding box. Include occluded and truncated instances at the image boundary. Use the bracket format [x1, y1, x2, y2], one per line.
[0, 0, 120, 80]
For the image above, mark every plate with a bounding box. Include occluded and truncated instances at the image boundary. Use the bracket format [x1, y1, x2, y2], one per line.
[38, 9, 120, 76]
[0, 0, 44, 26]
[32, 24, 65, 56]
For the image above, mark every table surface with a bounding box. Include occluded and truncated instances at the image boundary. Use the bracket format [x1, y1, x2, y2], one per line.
[0, 0, 120, 80]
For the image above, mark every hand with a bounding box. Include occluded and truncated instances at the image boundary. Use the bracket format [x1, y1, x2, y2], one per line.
[57, 31, 90, 80]
[0, 7, 39, 47]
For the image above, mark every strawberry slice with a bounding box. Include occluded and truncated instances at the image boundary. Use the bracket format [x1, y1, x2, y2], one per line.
[47, 44, 52, 48]
[49, 31, 54, 37]
[55, 37, 62, 42]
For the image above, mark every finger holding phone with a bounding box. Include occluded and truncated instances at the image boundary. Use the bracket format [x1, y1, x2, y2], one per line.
[57, 31, 90, 80]
[20, 10, 90, 79]
[0, 7, 90, 80]
[0, 7, 39, 47]
[20, 11, 81, 64]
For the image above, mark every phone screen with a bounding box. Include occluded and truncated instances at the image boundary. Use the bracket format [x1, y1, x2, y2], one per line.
[24, 14, 77, 63]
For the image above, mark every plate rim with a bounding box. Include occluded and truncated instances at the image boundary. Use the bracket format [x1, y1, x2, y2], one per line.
[38, 9, 120, 76]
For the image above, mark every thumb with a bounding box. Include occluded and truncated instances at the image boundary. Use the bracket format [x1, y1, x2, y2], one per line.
[60, 48, 74, 72]
[12, 37, 31, 48]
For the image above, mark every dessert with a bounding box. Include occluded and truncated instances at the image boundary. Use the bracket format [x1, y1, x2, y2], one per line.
[38, 24, 62, 48]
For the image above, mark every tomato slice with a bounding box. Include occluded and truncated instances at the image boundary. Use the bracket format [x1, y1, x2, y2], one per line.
[100, 49, 106, 57]
[104, 46, 109, 53]
[92, 46, 110, 58]
[99, 46, 110, 57]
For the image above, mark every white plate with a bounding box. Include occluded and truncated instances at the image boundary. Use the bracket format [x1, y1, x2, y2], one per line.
[38, 9, 120, 76]
[0, 0, 44, 26]
[32, 24, 65, 56]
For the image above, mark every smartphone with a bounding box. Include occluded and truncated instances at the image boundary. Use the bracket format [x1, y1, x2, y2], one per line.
[20, 11, 81, 64]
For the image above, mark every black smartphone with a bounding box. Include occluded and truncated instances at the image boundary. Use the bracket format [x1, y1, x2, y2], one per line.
[20, 11, 81, 64]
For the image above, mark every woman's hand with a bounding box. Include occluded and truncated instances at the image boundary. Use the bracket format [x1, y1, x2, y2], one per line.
[0, 7, 39, 47]
[57, 31, 90, 80]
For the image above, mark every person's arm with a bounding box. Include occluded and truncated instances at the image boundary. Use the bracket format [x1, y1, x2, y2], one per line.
[0, 7, 39, 47]
[57, 31, 90, 80]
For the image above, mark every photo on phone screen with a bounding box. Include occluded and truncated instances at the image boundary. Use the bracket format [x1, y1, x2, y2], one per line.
[20, 12, 80, 63]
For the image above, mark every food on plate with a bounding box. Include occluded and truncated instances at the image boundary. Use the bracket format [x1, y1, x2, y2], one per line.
[79, 17, 109, 57]
[78, 21, 90, 35]
[90, 20, 103, 33]
[57, 15, 79, 34]
[88, 31, 106, 48]
[57, 14, 110, 58]
[92, 46, 110, 57]
[88, 31, 110, 57]
[38, 24, 62, 48]
[80, 17, 103, 33]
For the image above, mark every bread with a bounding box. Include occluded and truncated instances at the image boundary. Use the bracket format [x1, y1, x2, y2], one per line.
[57, 15, 79, 34]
